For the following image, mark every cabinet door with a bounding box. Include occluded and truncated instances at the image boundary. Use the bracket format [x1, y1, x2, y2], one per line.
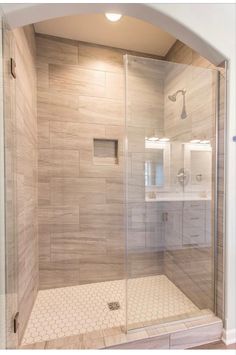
[183, 208, 205, 245]
[183, 201, 206, 246]
[164, 210, 182, 249]
[183, 226, 205, 245]
[145, 203, 164, 250]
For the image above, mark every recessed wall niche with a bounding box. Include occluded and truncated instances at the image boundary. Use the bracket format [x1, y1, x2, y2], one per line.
[93, 138, 119, 165]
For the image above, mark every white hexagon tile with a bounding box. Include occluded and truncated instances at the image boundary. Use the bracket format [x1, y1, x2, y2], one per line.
[22, 275, 199, 345]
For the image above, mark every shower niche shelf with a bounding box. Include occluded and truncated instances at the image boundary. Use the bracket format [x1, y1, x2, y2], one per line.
[93, 138, 119, 165]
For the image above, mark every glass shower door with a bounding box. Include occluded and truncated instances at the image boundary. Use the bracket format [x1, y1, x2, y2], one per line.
[125, 54, 217, 331]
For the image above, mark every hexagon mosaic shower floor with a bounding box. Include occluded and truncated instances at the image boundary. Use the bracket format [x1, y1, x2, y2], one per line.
[22, 275, 199, 345]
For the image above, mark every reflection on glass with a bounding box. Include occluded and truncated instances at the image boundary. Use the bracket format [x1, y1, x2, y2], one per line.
[184, 142, 212, 197]
[145, 149, 164, 187]
[126, 54, 217, 332]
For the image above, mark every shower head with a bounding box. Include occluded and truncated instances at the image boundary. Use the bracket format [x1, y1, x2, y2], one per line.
[168, 94, 177, 102]
[168, 89, 186, 102]
[168, 89, 187, 119]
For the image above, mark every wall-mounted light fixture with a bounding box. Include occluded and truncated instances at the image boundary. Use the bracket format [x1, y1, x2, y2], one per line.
[200, 140, 210, 144]
[190, 139, 201, 144]
[159, 137, 170, 142]
[190, 139, 210, 145]
[146, 137, 159, 142]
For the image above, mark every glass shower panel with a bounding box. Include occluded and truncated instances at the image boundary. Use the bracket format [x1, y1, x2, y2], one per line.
[0, 14, 18, 348]
[125, 55, 217, 331]
[0, 11, 5, 349]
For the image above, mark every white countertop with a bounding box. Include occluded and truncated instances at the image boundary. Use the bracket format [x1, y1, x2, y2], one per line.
[145, 192, 211, 202]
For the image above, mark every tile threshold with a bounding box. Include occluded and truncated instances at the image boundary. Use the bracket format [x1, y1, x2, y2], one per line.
[20, 312, 222, 350]
[127, 308, 213, 331]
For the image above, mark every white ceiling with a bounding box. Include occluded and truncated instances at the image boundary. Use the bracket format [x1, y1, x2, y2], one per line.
[34, 13, 176, 57]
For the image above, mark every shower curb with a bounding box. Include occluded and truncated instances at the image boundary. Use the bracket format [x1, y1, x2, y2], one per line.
[20, 314, 222, 349]
[107, 316, 222, 349]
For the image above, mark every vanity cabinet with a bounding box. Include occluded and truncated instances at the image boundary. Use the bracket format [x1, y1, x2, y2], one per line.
[182, 203, 205, 246]
[160, 200, 211, 249]
[164, 209, 183, 248]
[130, 199, 211, 251]
[161, 202, 183, 248]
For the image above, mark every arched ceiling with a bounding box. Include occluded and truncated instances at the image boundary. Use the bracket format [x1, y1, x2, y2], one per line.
[34, 13, 176, 57]
[1, 3, 226, 66]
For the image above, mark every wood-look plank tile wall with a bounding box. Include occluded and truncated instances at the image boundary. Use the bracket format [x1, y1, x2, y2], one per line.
[126, 56, 165, 276]
[12, 26, 38, 342]
[36, 34, 225, 319]
[162, 57, 216, 311]
[37, 34, 125, 289]
[165, 40, 225, 319]
[36, 35, 165, 289]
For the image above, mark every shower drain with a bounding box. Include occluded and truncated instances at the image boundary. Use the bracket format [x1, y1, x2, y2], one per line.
[108, 302, 120, 310]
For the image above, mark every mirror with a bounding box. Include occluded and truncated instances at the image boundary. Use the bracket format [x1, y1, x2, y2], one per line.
[145, 149, 164, 187]
[145, 141, 170, 196]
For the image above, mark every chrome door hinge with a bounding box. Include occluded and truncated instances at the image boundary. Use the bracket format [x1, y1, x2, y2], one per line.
[13, 312, 19, 333]
[10, 58, 16, 79]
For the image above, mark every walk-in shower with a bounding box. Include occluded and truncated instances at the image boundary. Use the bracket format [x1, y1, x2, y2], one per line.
[23, 52, 218, 345]
[2, 27, 221, 348]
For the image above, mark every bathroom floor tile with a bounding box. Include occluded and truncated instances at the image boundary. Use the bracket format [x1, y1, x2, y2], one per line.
[22, 275, 199, 345]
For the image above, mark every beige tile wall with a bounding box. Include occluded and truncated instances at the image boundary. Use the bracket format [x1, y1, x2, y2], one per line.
[125, 53, 223, 311]
[11, 26, 38, 342]
[36, 35, 165, 289]
[126, 56, 165, 277]
[165, 40, 225, 319]
[162, 59, 216, 312]
[36, 34, 125, 288]
[3, 25, 225, 348]
[37, 36, 225, 312]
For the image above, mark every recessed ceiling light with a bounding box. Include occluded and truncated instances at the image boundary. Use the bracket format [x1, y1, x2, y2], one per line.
[105, 13, 122, 22]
